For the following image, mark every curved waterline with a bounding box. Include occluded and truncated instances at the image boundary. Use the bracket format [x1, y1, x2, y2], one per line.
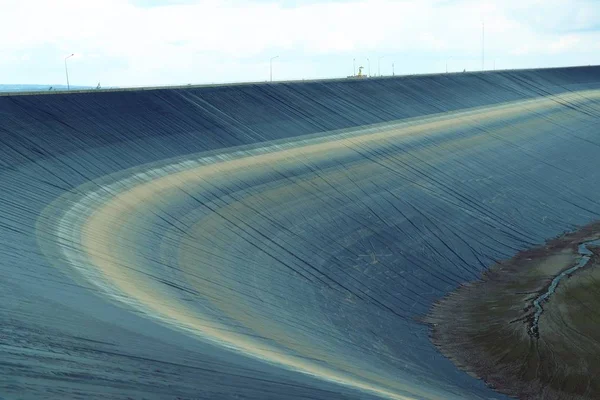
[40, 95, 579, 400]
[24, 78, 600, 400]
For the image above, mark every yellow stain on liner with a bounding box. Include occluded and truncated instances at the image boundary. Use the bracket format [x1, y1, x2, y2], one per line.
[40, 90, 600, 400]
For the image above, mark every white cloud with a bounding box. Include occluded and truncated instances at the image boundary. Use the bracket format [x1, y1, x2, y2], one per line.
[1, 0, 599, 85]
[549, 35, 582, 53]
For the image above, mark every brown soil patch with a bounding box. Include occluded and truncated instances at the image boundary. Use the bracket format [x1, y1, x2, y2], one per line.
[425, 221, 600, 399]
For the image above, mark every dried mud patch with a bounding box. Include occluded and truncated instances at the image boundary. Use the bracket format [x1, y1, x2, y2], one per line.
[426, 222, 600, 400]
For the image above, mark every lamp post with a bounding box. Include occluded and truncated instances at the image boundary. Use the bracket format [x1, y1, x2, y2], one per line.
[446, 56, 453, 73]
[367, 58, 370, 77]
[392, 63, 395, 76]
[270, 55, 279, 82]
[482, 21, 485, 71]
[378, 56, 384, 76]
[353, 58, 356, 76]
[64, 54, 74, 90]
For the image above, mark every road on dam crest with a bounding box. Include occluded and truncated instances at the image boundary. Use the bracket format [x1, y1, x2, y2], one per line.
[2, 67, 600, 399]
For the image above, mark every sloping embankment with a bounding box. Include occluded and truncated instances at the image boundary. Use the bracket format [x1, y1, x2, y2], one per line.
[2, 67, 600, 399]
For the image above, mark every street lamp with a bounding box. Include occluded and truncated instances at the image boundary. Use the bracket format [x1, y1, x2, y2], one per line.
[446, 56, 453, 73]
[378, 56, 384, 76]
[392, 63, 395, 76]
[481, 21, 485, 71]
[353, 58, 356, 77]
[64, 54, 74, 90]
[367, 58, 370, 77]
[270, 55, 279, 82]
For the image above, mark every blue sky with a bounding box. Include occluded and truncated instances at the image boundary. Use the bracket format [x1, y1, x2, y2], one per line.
[1, 0, 599, 87]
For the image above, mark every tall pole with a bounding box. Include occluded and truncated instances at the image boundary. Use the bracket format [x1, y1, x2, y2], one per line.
[367, 58, 370, 77]
[353, 58, 356, 76]
[446, 56, 452, 73]
[378, 56, 384, 76]
[270, 55, 279, 82]
[64, 54, 74, 90]
[482, 22, 485, 71]
[392, 63, 395, 76]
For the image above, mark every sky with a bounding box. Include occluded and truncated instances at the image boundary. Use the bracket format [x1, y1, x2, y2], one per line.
[1, 0, 600, 87]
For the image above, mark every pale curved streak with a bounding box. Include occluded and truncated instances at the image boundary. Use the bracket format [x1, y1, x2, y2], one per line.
[36, 90, 600, 400]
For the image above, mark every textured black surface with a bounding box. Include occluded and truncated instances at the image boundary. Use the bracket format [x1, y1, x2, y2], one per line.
[2, 66, 600, 399]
